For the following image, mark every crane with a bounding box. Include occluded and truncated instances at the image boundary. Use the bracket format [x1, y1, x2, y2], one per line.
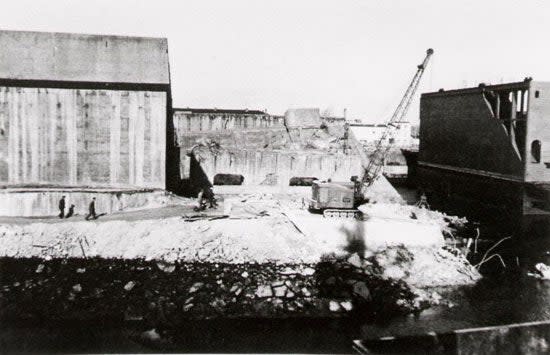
[362, 48, 434, 186]
[309, 48, 434, 218]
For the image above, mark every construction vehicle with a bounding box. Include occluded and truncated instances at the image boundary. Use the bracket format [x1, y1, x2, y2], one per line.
[309, 48, 434, 218]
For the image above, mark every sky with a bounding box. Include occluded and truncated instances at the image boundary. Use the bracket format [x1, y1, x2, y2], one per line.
[1, 0, 549, 122]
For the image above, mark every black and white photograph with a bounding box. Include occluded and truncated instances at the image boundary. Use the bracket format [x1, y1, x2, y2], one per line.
[1, 1, 550, 353]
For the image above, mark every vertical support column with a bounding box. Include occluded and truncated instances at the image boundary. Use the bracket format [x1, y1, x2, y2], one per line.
[135, 92, 145, 186]
[21, 91, 28, 182]
[110, 91, 121, 184]
[128, 92, 137, 185]
[495, 94, 500, 119]
[8, 88, 20, 183]
[66, 90, 78, 185]
[48, 90, 57, 182]
[29, 89, 39, 182]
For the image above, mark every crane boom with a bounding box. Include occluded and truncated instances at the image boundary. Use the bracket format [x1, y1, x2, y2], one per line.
[362, 48, 434, 186]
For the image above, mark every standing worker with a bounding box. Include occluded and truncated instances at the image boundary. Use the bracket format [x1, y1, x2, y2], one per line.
[206, 186, 217, 209]
[85, 197, 97, 220]
[58, 195, 66, 218]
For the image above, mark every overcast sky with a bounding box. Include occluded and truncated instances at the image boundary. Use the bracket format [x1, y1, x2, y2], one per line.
[1, 0, 549, 122]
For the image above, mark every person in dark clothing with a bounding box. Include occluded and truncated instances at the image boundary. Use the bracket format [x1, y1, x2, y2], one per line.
[65, 204, 75, 218]
[205, 186, 217, 208]
[85, 197, 97, 220]
[58, 196, 66, 218]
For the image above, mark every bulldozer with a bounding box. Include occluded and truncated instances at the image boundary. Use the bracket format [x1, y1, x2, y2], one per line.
[309, 48, 434, 218]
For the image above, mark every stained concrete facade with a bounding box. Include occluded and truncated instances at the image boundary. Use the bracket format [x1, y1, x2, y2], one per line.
[0, 88, 166, 188]
[418, 79, 550, 215]
[0, 30, 171, 190]
[173, 108, 361, 192]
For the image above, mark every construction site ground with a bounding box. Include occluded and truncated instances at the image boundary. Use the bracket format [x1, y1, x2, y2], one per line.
[0, 183, 481, 351]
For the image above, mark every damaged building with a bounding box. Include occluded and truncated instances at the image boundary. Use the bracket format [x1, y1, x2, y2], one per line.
[0, 30, 174, 216]
[172, 107, 363, 194]
[418, 79, 550, 216]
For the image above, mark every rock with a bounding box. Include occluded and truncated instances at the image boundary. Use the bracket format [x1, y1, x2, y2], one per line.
[340, 301, 353, 311]
[156, 262, 176, 273]
[280, 267, 297, 275]
[124, 281, 136, 291]
[255, 285, 273, 298]
[189, 282, 204, 293]
[185, 297, 194, 304]
[535, 263, 550, 279]
[284, 280, 294, 288]
[272, 280, 285, 287]
[347, 253, 362, 268]
[431, 291, 442, 305]
[274, 286, 287, 297]
[35, 264, 45, 273]
[76, 268, 86, 273]
[301, 267, 315, 276]
[72, 284, 82, 293]
[286, 290, 295, 298]
[183, 303, 194, 312]
[142, 328, 161, 341]
[229, 285, 242, 296]
[352, 281, 371, 301]
[241, 271, 249, 278]
[216, 279, 223, 285]
[329, 300, 341, 312]
[301, 287, 311, 297]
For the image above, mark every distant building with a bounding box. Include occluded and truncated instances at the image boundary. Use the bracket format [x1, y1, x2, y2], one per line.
[418, 79, 550, 215]
[348, 122, 415, 147]
[0, 30, 173, 216]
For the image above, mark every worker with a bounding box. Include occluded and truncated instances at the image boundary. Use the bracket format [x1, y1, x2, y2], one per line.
[416, 192, 430, 209]
[65, 204, 75, 218]
[58, 196, 66, 218]
[85, 197, 97, 220]
[195, 188, 206, 211]
[205, 186, 217, 208]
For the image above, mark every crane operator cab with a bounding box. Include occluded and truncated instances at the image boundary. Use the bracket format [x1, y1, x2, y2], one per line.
[309, 176, 365, 219]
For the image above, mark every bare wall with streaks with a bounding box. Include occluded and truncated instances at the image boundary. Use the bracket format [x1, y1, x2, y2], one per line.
[0, 87, 166, 188]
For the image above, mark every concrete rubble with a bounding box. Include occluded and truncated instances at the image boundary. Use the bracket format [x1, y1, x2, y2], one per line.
[0, 191, 481, 324]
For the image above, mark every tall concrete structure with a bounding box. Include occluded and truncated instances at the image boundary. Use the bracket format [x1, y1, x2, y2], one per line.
[0, 30, 173, 216]
[418, 79, 550, 216]
[172, 108, 361, 194]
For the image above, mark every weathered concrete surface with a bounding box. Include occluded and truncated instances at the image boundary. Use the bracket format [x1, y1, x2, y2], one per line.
[192, 150, 362, 186]
[284, 108, 322, 128]
[0, 87, 166, 188]
[173, 109, 284, 133]
[526, 81, 550, 182]
[418, 80, 550, 214]
[0, 188, 175, 217]
[0, 30, 169, 84]
[419, 84, 526, 179]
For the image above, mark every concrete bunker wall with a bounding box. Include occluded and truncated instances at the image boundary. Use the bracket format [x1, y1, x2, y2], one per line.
[189, 150, 362, 187]
[525, 82, 550, 182]
[419, 91, 524, 179]
[0, 87, 167, 188]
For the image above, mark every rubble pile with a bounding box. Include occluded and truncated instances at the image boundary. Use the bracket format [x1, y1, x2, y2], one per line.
[0, 258, 349, 323]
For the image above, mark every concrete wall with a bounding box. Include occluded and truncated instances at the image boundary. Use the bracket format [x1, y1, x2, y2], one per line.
[0, 87, 166, 188]
[173, 110, 284, 135]
[0, 30, 169, 84]
[525, 82, 550, 182]
[419, 90, 524, 179]
[192, 149, 362, 186]
[0, 188, 172, 217]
